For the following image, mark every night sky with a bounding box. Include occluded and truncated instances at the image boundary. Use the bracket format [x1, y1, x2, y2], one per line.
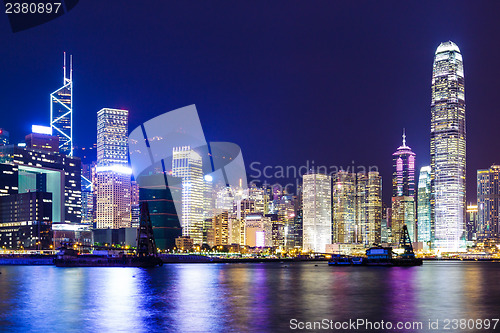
[0, 1, 499, 204]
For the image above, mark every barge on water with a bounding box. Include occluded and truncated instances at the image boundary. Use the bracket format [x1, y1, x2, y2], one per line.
[328, 225, 423, 267]
[54, 250, 163, 268]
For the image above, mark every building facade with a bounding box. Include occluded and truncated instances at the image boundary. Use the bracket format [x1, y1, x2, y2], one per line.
[477, 165, 500, 240]
[0, 146, 81, 223]
[391, 132, 416, 243]
[95, 108, 132, 229]
[357, 172, 382, 246]
[172, 146, 204, 245]
[466, 204, 477, 242]
[302, 172, 331, 252]
[0, 191, 52, 249]
[417, 166, 432, 246]
[430, 41, 466, 251]
[50, 53, 73, 156]
[332, 171, 356, 243]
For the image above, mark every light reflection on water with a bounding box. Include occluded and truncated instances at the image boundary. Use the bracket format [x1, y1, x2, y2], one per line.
[0, 262, 498, 332]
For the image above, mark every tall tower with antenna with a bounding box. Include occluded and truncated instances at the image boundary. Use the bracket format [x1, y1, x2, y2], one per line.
[391, 129, 417, 243]
[50, 52, 73, 156]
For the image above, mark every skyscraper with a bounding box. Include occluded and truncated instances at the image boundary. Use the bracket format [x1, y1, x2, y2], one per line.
[417, 166, 432, 246]
[332, 171, 381, 246]
[302, 172, 331, 252]
[392, 130, 415, 198]
[358, 171, 382, 246]
[430, 41, 466, 251]
[95, 108, 132, 229]
[391, 131, 416, 243]
[477, 165, 500, 240]
[172, 146, 204, 245]
[466, 204, 477, 242]
[332, 171, 356, 243]
[50, 53, 73, 156]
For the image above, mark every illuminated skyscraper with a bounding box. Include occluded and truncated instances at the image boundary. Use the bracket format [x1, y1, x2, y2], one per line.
[172, 146, 204, 245]
[466, 204, 477, 241]
[392, 130, 415, 197]
[417, 166, 432, 246]
[50, 52, 73, 156]
[97, 108, 129, 166]
[391, 196, 415, 243]
[391, 131, 416, 242]
[302, 172, 331, 252]
[332, 171, 356, 243]
[431, 41, 466, 251]
[477, 165, 500, 240]
[357, 172, 382, 246]
[333, 171, 381, 246]
[131, 180, 140, 227]
[95, 108, 131, 229]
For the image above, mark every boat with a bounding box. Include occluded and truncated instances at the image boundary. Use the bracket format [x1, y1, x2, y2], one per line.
[328, 255, 353, 265]
[54, 250, 163, 268]
[328, 225, 423, 267]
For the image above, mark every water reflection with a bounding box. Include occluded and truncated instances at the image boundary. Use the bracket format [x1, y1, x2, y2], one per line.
[0, 262, 499, 332]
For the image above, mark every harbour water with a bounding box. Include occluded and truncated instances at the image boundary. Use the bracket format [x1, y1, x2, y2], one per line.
[0, 261, 499, 332]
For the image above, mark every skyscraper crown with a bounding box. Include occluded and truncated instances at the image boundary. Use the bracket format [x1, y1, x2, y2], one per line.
[435, 41, 460, 54]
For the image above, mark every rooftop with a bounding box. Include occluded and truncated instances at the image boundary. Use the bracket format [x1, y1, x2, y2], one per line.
[436, 41, 460, 54]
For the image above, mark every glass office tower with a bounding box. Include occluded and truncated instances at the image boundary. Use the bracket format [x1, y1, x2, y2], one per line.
[430, 41, 466, 251]
[302, 172, 331, 252]
[417, 166, 432, 247]
[50, 53, 73, 156]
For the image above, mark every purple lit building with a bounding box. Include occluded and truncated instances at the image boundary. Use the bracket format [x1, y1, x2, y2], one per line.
[392, 130, 416, 198]
[391, 130, 417, 243]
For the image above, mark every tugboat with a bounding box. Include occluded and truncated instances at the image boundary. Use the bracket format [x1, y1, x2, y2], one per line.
[55, 202, 163, 268]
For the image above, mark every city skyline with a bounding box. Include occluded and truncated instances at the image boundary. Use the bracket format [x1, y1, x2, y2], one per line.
[0, 41, 487, 251]
[2, 2, 500, 205]
[2, 4, 500, 333]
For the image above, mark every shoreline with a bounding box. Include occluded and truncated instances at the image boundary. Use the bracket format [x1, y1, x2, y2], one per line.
[0, 254, 499, 266]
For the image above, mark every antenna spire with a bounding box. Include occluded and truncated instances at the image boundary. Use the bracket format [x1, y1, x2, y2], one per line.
[63, 51, 66, 83]
[402, 128, 406, 147]
[70, 54, 73, 82]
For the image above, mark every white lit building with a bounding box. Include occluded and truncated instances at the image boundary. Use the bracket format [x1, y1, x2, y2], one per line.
[172, 146, 204, 245]
[430, 41, 466, 251]
[302, 172, 331, 252]
[95, 108, 132, 229]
